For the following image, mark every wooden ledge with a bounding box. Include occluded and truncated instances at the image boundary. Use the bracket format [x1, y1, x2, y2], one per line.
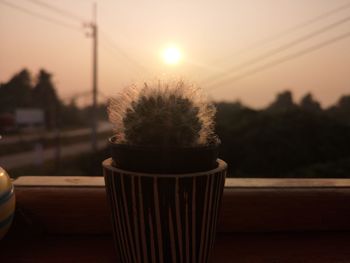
[6, 176, 350, 235]
[14, 176, 106, 187]
[14, 176, 350, 188]
[3, 176, 350, 263]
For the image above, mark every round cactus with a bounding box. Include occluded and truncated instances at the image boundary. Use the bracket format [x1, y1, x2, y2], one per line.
[108, 79, 217, 147]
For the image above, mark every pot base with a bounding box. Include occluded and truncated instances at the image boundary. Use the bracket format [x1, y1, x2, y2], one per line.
[103, 158, 227, 263]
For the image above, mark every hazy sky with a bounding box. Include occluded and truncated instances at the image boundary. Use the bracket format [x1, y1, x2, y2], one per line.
[1, 0, 350, 108]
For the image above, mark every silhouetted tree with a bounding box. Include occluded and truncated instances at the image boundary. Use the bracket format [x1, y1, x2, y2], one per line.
[267, 90, 297, 112]
[0, 68, 108, 130]
[60, 99, 84, 127]
[0, 69, 32, 112]
[216, 90, 350, 178]
[32, 70, 62, 129]
[300, 93, 321, 112]
[327, 95, 350, 126]
[80, 103, 108, 125]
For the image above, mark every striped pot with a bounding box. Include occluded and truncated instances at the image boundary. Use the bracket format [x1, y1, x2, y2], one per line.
[0, 167, 15, 240]
[103, 158, 227, 263]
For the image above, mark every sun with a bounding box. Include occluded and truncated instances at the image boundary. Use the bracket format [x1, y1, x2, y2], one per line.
[162, 46, 182, 65]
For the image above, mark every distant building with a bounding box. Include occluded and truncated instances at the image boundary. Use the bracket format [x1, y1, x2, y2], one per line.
[15, 108, 45, 132]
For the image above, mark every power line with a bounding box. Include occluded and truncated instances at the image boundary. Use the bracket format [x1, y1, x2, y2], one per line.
[62, 91, 108, 104]
[0, 0, 147, 77]
[1, 0, 100, 152]
[62, 91, 91, 102]
[213, 1, 350, 62]
[25, 0, 87, 23]
[100, 29, 150, 73]
[207, 30, 350, 91]
[0, 0, 82, 32]
[100, 41, 146, 73]
[205, 13, 350, 86]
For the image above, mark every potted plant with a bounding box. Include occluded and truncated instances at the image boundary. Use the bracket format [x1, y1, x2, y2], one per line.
[103, 79, 227, 263]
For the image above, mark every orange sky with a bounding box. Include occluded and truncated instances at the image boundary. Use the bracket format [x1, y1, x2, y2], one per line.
[1, 0, 350, 108]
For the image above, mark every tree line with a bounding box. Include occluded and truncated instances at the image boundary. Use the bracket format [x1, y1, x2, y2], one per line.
[2, 68, 350, 178]
[0, 68, 106, 131]
[216, 91, 350, 177]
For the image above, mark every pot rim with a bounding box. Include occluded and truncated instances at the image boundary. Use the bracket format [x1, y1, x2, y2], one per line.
[108, 135, 220, 150]
[103, 158, 227, 178]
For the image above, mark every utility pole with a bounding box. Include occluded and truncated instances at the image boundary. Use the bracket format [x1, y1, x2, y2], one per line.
[88, 2, 98, 153]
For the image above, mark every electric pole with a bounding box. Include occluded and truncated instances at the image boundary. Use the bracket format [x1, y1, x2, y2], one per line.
[89, 3, 98, 153]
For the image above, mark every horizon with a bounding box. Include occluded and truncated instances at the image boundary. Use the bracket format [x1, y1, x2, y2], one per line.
[1, 0, 350, 108]
[2, 68, 345, 111]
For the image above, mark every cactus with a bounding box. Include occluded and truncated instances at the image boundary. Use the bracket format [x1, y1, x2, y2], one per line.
[108, 79, 217, 147]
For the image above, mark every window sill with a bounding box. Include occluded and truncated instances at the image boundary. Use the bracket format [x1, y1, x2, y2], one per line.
[2, 176, 350, 262]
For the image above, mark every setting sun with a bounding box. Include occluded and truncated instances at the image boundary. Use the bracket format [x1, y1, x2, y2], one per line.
[162, 46, 182, 65]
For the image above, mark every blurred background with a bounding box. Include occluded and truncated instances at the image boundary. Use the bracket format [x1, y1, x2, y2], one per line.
[0, 0, 350, 178]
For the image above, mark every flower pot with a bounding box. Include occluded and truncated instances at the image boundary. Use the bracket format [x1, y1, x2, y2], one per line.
[103, 158, 227, 263]
[109, 136, 220, 174]
[0, 167, 15, 240]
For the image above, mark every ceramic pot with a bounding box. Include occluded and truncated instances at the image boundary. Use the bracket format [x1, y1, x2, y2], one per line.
[109, 136, 220, 174]
[0, 167, 15, 240]
[103, 158, 227, 263]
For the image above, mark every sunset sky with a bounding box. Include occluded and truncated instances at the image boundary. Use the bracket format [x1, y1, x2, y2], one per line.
[1, 0, 350, 108]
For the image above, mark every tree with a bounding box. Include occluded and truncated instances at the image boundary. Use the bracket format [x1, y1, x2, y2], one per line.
[32, 70, 62, 129]
[267, 90, 297, 112]
[60, 99, 84, 127]
[216, 90, 350, 178]
[327, 95, 350, 125]
[300, 93, 321, 112]
[0, 69, 32, 113]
